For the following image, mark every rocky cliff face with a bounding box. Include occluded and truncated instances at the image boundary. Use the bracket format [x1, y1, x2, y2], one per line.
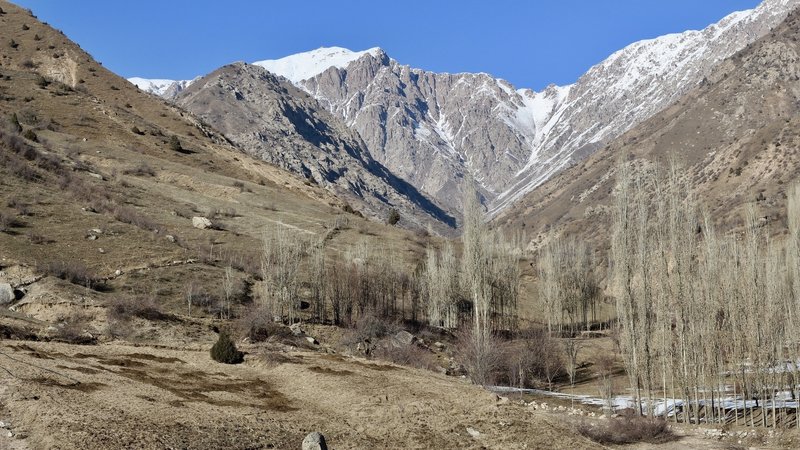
[131, 0, 799, 218]
[289, 0, 799, 214]
[175, 63, 456, 231]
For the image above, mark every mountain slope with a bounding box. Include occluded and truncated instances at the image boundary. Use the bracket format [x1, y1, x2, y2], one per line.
[130, 0, 798, 218]
[494, 8, 800, 248]
[174, 62, 456, 231]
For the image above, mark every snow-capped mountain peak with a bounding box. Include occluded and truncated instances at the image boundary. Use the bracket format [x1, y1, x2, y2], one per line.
[253, 46, 383, 83]
[128, 77, 197, 98]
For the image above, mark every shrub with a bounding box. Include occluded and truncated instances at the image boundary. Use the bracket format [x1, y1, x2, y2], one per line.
[39, 260, 100, 289]
[576, 415, 676, 445]
[35, 75, 49, 88]
[210, 332, 243, 364]
[7, 113, 21, 133]
[236, 306, 292, 343]
[108, 295, 176, 323]
[387, 208, 400, 225]
[500, 329, 565, 389]
[373, 343, 438, 371]
[52, 313, 96, 345]
[122, 162, 156, 177]
[0, 211, 24, 232]
[168, 135, 182, 152]
[455, 327, 506, 386]
[22, 129, 37, 142]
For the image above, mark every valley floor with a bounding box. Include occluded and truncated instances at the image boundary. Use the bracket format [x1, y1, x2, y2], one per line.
[0, 339, 600, 450]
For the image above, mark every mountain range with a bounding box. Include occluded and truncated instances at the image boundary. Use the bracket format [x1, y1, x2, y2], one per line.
[131, 0, 800, 227]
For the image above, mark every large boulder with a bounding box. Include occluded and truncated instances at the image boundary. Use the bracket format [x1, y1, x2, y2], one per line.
[0, 283, 14, 305]
[392, 330, 415, 347]
[192, 216, 212, 229]
[302, 432, 327, 450]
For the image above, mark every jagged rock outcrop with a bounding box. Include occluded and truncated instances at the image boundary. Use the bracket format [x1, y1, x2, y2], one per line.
[175, 63, 456, 231]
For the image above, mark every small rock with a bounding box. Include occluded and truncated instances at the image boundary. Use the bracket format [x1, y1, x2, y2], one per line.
[0, 420, 7, 428]
[90, 228, 102, 234]
[289, 323, 304, 336]
[88, 172, 104, 180]
[0, 283, 14, 305]
[192, 216, 212, 229]
[305, 336, 319, 345]
[495, 395, 510, 405]
[98, 248, 105, 254]
[433, 341, 445, 349]
[86, 234, 98, 241]
[466, 427, 480, 438]
[166, 235, 176, 243]
[301, 431, 327, 450]
[114, 270, 122, 276]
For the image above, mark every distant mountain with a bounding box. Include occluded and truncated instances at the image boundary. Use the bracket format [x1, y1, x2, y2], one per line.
[174, 63, 456, 231]
[130, 0, 799, 217]
[494, 7, 800, 248]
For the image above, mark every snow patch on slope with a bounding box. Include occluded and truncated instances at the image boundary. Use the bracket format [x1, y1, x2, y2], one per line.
[254, 47, 383, 83]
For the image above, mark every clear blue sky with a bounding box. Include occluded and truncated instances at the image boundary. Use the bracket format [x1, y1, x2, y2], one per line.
[14, 0, 761, 91]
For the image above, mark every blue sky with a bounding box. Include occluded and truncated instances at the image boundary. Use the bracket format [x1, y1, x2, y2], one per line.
[15, 0, 760, 91]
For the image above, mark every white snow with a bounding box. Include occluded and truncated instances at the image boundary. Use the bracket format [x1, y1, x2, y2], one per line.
[253, 46, 383, 83]
[127, 77, 196, 96]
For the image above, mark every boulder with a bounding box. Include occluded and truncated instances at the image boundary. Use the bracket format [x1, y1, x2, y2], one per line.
[289, 323, 304, 337]
[192, 216, 212, 229]
[0, 283, 14, 305]
[392, 330, 415, 347]
[302, 431, 328, 450]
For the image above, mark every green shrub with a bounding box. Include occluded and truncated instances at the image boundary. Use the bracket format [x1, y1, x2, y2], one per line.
[210, 332, 243, 364]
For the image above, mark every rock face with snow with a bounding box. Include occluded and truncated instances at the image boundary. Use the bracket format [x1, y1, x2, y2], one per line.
[129, 77, 197, 99]
[175, 63, 455, 231]
[271, 0, 799, 213]
[131, 0, 799, 218]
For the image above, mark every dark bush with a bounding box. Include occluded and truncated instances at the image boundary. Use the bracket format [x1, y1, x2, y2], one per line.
[22, 129, 37, 142]
[122, 162, 156, 177]
[236, 306, 292, 343]
[576, 415, 676, 445]
[168, 135, 182, 152]
[210, 332, 244, 364]
[108, 295, 177, 323]
[39, 260, 100, 289]
[387, 208, 400, 225]
[7, 113, 22, 133]
[0, 211, 24, 232]
[52, 313, 96, 345]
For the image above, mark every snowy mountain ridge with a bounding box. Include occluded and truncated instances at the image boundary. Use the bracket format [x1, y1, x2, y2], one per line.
[128, 0, 799, 217]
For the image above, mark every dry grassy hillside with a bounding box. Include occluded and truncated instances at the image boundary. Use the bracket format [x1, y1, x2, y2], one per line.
[0, 0, 430, 323]
[496, 9, 800, 250]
